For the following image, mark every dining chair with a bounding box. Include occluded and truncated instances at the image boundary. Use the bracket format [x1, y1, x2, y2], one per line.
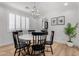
[12, 31, 30, 56]
[17, 30, 23, 35]
[15, 30, 30, 47]
[31, 32, 47, 56]
[45, 31, 54, 54]
[28, 30, 35, 34]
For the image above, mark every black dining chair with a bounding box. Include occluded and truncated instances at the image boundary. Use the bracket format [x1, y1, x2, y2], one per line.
[12, 31, 30, 56]
[45, 31, 54, 54]
[17, 30, 29, 43]
[31, 32, 47, 56]
[28, 30, 35, 34]
[17, 30, 23, 35]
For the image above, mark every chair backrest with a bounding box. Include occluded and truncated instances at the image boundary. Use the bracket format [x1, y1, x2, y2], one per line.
[41, 29, 48, 34]
[32, 32, 47, 45]
[28, 30, 35, 34]
[16, 30, 23, 35]
[50, 31, 54, 45]
[12, 31, 20, 48]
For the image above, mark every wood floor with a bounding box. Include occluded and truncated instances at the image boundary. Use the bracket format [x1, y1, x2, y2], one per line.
[0, 42, 79, 56]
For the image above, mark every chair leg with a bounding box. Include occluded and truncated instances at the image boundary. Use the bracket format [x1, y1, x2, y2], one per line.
[27, 47, 30, 55]
[34, 51, 35, 55]
[43, 50, 45, 56]
[21, 49, 25, 56]
[50, 45, 53, 54]
[14, 49, 17, 56]
[18, 49, 21, 56]
[41, 50, 45, 56]
[31, 49, 33, 55]
[23, 48, 27, 55]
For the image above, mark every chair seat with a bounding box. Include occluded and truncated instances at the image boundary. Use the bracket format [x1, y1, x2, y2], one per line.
[45, 41, 52, 45]
[32, 44, 45, 51]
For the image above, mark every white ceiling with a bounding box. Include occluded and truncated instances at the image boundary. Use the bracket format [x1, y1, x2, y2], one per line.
[37, 2, 78, 15]
[0, 2, 34, 13]
[0, 2, 79, 14]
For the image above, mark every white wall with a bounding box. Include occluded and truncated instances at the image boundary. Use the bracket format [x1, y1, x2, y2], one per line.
[0, 2, 79, 47]
[0, 5, 11, 46]
[37, 2, 79, 47]
[0, 4, 32, 46]
[0, 3, 42, 46]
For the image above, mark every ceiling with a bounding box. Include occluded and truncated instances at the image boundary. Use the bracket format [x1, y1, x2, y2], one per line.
[0, 2, 79, 14]
[0, 2, 34, 13]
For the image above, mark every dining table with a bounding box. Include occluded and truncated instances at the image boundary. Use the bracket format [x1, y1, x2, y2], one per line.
[19, 31, 48, 43]
[19, 31, 45, 45]
[19, 34, 33, 41]
[18, 31, 48, 55]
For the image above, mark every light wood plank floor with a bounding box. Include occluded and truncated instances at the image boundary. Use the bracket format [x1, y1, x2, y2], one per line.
[0, 42, 79, 56]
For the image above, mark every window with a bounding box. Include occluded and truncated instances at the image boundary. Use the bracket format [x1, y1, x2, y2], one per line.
[21, 16, 26, 30]
[9, 13, 29, 31]
[9, 13, 15, 31]
[16, 15, 20, 30]
[26, 17, 29, 30]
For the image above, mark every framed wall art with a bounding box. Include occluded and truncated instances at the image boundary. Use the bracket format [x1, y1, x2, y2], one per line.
[42, 17, 48, 29]
[51, 17, 57, 26]
[57, 16, 65, 25]
[44, 21, 48, 29]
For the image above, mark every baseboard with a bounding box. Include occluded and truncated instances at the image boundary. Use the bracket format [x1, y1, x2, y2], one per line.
[54, 40, 79, 49]
[54, 40, 66, 44]
[0, 43, 13, 48]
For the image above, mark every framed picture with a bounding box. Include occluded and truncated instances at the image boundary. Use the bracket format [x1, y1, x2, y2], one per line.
[51, 17, 57, 26]
[57, 16, 65, 25]
[42, 18, 48, 29]
[44, 21, 48, 29]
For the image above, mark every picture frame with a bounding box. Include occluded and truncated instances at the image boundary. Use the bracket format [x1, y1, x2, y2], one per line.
[57, 16, 65, 25]
[51, 17, 57, 26]
[42, 17, 48, 29]
[44, 21, 48, 29]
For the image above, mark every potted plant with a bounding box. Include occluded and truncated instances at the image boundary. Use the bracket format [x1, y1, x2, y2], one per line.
[64, 23, 78, 47]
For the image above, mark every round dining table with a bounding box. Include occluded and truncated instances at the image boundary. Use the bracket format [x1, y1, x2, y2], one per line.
[19, 31, 48, 41]
[18, 31, 47, 55]
[19, 34, 33, 41]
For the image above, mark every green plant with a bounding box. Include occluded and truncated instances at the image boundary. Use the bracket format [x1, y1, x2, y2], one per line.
[64, 23, 77, 42]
